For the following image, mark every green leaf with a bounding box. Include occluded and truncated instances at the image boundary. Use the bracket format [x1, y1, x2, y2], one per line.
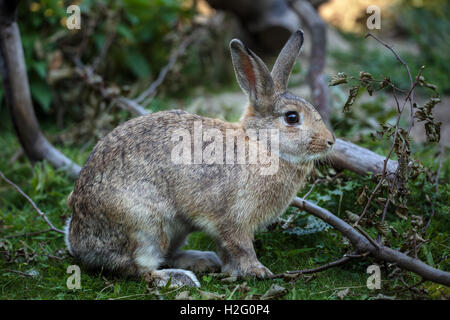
[423, 246, 435, 267]
[117, 24, 136, 42]
[32, 61, 47, 79]
[124, 50, 151, 78]
[30, 82, 52, 112]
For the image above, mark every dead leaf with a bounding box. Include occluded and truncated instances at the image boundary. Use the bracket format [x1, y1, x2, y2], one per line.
[372, 293, 396, 300]
[199, 290, 225, 300]
[260, 284, 287, 300]
[245, 294, 262, 300]
[175, 291, 191, 300]
[336, 288, 350, 300]
[221, 276, 237, 283]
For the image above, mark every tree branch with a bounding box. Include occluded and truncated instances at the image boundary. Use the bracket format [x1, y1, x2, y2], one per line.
[270, 254, 355, 279]
[291, 197, 450, 286]
[0, 0, 80, 179]
[331, 139, 398, 177]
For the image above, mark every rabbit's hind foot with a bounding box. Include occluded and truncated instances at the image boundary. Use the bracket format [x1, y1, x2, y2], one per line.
[167, 250, 222, 273]
[148, 269, 200, 288]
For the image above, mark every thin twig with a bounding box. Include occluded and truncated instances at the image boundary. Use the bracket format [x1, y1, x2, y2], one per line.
[0, 170, 64, 234]
[269, 253, 357, 279]
[7, 269, 35, 277]
[134, 30, 201, 104]
[344, 252, 370, 258]
[354, 225, 381, 250]
[301, 172, 344, 200]
[4, 228, 53, 239]
[365, 33, 415, 130]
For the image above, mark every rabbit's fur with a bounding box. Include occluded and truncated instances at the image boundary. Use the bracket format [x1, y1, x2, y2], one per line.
[65, 30, 335, 287]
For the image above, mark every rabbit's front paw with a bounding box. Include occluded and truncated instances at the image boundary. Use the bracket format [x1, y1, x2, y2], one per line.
[224, 262, 273, 279]
[245, 264, 273, 278]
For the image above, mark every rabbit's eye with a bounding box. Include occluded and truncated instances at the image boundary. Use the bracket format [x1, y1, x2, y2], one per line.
[284, 111, 300, 125]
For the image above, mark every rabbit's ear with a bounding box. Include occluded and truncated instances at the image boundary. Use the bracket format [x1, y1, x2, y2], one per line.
[271, 29, 304, 92]
[230, 39, 274, 109]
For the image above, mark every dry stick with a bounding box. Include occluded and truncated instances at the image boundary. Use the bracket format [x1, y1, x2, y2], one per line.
[292, 197, 450, 286]
[301, 172, 344, 200]
[134, 30, 200, 105]
[4, 228, 53, 239]
[0, 1, 81, 179]
[354, 225, 380, 249]
[0, 170, 64, 234]
[269, 254, 355, 279]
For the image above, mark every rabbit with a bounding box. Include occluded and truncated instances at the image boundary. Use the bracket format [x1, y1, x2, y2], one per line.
[65, 29, 335, 288]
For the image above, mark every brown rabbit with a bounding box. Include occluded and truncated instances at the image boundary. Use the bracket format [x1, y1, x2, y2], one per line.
[65, 30, 335, 287]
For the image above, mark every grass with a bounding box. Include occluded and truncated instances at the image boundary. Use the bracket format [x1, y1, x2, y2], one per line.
[0, 105, 448, 300]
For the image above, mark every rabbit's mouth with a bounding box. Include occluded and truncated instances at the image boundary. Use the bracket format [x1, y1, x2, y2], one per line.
[278, 147, 331, 164]
[304, 142, 335, 162]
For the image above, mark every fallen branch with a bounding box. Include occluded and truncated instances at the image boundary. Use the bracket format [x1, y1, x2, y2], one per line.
[0, 0, 81, 179]
[331, 139, 398, 177]
[0, 170, 64, 234]
[270, 253, 355, 279]
[292, 197, 450, 286]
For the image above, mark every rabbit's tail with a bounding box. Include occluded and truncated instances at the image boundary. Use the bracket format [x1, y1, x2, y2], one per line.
[64, 216, 74, 256]
[67, 191, 74, 209]
[65, 191, 75, 255]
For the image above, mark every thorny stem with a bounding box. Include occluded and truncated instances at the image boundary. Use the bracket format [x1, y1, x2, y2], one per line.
[355, 64, 424, 226]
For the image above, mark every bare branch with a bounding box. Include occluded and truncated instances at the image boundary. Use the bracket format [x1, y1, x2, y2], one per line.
[365, 33, 415, 131]
[0, 1, 81, 179]
[331, 139, 398, 177]
[0, 170, 64, 234]
[291, 197, 450, 286]
[3, 228, 53, 239]
[134, 30, 202, 105]
[270, 253, 356, 279]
